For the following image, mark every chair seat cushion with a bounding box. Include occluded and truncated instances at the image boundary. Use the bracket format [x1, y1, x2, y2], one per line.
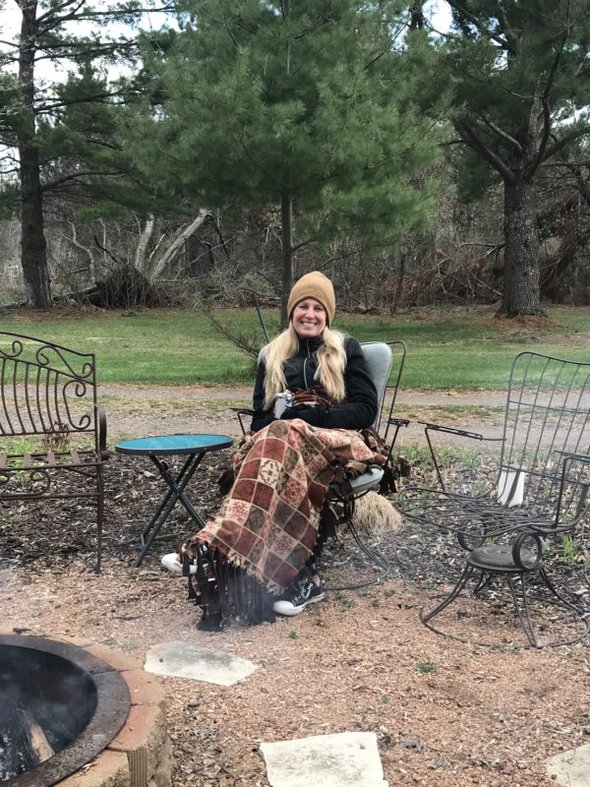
[468, 543, 540, 572]
[347, 466, 384, 496]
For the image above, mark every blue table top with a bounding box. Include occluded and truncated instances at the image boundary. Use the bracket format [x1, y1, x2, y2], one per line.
[115, 433, 233, 456]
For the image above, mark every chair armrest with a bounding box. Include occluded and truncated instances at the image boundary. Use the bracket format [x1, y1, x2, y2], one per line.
[387, 416, 410, 427]
[232, 407, 255, 436]
[557, 450, 590, 464]
[419, 421, 503, 492]
[553, 450, 590, 528]
[511, 531, 544, 570]
[418, 421, 503, 442]
[382, 416, 410, 457]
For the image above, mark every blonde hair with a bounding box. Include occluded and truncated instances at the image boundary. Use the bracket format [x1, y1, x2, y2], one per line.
[263, 325, 347, 411]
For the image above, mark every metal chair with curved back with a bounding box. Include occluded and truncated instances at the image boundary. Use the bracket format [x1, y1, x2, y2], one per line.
[323, 340, 408, 588]
[396, 351, 590, 648]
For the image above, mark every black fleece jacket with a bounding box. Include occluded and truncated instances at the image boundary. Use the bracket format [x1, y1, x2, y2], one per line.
[250, 335, 378, 432]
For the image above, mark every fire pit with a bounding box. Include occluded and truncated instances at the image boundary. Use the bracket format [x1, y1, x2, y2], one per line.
[0, 634, 129, 785]
[0, 634, 170, 787]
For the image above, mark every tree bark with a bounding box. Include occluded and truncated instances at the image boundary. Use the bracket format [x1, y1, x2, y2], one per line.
[18, 0, 51, 308]
[500, 179, 544, 316]
[135, 213, 156, 273]
[409, 1, 424, 30]
[148, 210, 210, 280]
[280, 192, 294, 328]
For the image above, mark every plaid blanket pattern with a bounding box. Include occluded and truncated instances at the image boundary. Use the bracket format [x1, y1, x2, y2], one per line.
[188, 418, 385, 593]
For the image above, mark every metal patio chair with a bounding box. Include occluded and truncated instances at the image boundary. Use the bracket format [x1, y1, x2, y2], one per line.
[396, 351, 590, 648]
[185, 339, 409, 628]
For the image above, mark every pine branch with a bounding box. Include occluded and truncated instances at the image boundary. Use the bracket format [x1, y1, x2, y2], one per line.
[446, 0, 516, 54]
[526, 23, 569, 174]
[475, 113, 522, 153]
[563, 161, 590, 205]
[37, 0, 88, 33]
[454, 116, 516, 183]
[531, 96, 552, 173]
[36, 90, 129, 112]
[42, 170, 124, 191]
[543, 125, 590, 161]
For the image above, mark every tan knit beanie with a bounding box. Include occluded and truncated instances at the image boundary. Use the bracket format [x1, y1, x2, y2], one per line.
[287, 271, 336, 326]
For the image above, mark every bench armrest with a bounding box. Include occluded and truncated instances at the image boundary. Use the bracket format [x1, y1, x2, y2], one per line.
[95, 404, 109, 458]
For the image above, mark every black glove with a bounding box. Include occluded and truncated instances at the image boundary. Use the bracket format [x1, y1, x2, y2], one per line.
[282, 406, 325, 427]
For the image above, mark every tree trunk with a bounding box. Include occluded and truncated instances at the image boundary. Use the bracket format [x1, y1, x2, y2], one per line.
[409, 1, 424, 30]
[135, 214, 156, 273]
[18, 0, 51, 308]
[499, 179, 544, 316]
[148, 210, 211, 280]
[280, 192, 294, 328]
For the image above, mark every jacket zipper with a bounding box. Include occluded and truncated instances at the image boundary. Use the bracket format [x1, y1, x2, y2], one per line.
[303, 340, 312, 388]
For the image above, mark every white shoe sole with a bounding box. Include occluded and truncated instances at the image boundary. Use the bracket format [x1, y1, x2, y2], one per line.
[273, 591, 325, 617]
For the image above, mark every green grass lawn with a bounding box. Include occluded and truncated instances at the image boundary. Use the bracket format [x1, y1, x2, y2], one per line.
[2, 304, 588, 389]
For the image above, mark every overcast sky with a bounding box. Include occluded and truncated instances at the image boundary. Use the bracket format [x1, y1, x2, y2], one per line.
[0, 0, 452, 85]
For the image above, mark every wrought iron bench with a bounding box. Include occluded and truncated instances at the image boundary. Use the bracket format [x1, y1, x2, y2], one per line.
[396, 351, 590, 648]
[0, 332, 108, 571]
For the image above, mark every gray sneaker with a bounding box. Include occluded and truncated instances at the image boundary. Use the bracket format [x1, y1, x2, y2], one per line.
[273, 577, 325, 616]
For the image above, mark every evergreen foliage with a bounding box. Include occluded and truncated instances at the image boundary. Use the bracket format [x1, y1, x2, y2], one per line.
[0, 0, 172, 307]
[419, 0, 590, 316]
[126, 0, 442, 321]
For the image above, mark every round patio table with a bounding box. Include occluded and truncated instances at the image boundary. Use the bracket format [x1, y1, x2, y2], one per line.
[116, 433, 233, 566]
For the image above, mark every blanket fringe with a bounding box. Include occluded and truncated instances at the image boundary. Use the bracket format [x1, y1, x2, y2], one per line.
[186, 547, 276, 630]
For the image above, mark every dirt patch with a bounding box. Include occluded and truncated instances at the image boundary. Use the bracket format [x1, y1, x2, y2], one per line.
[1, 392, 589, 786]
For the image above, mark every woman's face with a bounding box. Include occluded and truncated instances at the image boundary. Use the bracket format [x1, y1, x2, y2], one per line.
[292, 298, 327, 338]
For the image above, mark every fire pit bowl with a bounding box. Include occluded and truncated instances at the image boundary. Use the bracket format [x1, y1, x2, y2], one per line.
[0, 634, 130, 786]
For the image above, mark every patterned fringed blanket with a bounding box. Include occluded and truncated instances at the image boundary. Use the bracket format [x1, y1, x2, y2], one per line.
[184, 418, 388, 593]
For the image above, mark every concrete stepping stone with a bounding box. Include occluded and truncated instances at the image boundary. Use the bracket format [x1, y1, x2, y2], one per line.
[260, 731, 388, 787]
[546, 744, 590, 786]
[144, 640, 257, 686]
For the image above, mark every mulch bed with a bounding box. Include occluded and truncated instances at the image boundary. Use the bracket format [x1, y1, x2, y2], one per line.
[2, 450, 588, 635]
[3, 450, 590, 786]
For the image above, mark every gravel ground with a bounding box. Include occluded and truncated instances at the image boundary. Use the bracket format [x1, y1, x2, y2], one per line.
[1, 389, 590, 786]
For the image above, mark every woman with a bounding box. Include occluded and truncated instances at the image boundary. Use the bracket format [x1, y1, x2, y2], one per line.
[169, 272, 387, 626]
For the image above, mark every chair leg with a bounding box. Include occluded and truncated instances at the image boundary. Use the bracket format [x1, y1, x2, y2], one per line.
[506, 575, 540, 649]
[426, 567, 589, 648]
[323, 498, 391, 591]
[420, 564, 476, 628]
[538, 567, 590, 646]
[472, 571, 491, 596]
[505, 569, 590, 649]
[95, 465, 105, 574]
[347, 519, 391, 578]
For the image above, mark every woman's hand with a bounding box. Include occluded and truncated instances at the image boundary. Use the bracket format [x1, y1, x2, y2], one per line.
[282, 405, 324, 427]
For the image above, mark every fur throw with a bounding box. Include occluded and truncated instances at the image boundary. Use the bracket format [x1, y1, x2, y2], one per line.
[350, 491, 402, 535]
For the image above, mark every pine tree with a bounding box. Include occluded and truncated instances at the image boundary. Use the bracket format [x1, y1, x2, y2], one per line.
[127, 0, 441, 323]
[424, 0, 590, 316]
[0, 0, 170, 307]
